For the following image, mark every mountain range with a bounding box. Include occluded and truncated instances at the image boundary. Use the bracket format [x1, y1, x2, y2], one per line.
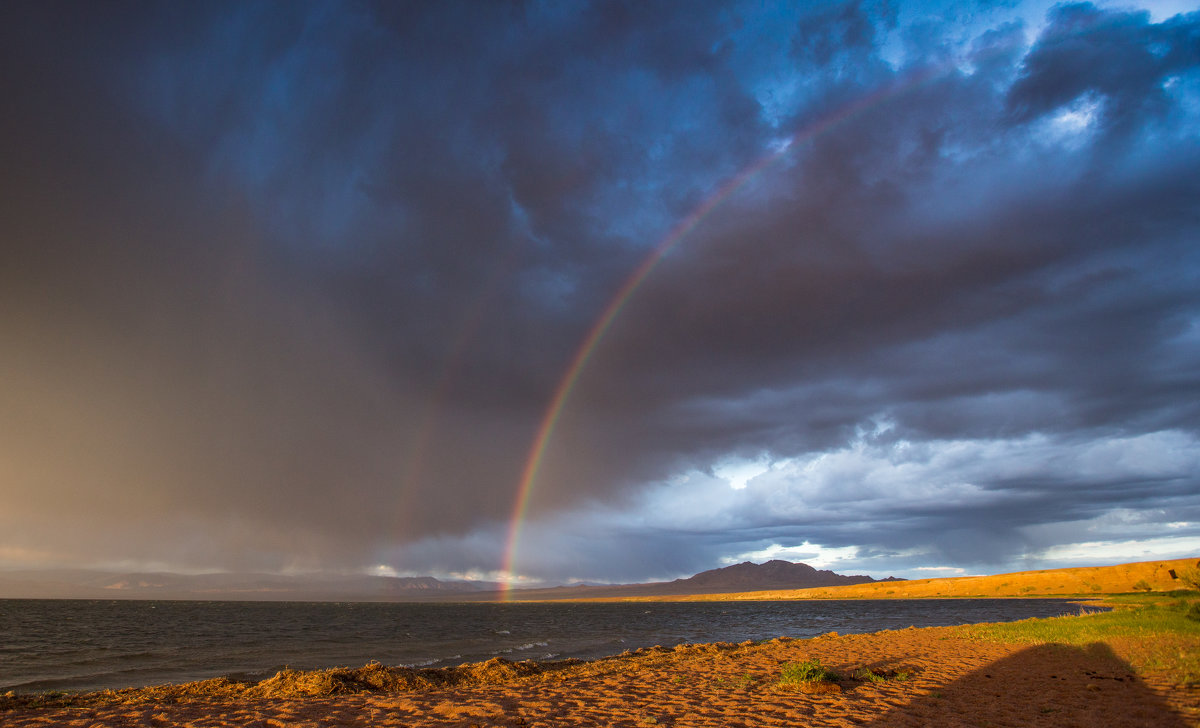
[0, 560, 901, 601]
[486, 560, 903, 601]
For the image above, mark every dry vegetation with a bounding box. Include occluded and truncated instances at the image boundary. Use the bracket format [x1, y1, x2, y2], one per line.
[0, 641, 790, 713]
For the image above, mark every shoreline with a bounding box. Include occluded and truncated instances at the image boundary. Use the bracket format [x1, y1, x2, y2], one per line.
[0, 596, 1088, 696]
[4, 607, 1198, 727]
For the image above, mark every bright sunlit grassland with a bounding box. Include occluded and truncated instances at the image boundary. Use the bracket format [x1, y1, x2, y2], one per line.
[959, 591, 1200, 685]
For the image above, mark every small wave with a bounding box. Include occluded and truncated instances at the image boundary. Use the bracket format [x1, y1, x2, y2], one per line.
[400, 658, 440, 668]
[513, 641, 549, 651]
[494, 630, 511, 635]
[400, 654, 463, 668]
[489, 640, 549, 656]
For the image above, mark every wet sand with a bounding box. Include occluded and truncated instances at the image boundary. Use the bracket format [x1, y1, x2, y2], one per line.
[4, 625, 1198, 727]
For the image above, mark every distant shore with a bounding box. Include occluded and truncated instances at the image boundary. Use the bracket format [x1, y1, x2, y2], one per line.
[4, 603, 1197, 727]
[500, 556, 1200, 602]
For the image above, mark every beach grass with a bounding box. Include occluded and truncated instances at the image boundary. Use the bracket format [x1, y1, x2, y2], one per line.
[853, 666, 909, 683]
[778, 658, 840, 686]
[958, 590, 1200, 685]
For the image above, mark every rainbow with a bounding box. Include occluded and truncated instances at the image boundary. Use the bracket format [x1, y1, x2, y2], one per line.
[499, 66, 943, 598]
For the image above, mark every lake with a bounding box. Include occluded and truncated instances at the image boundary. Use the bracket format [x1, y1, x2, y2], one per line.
[0, 598, 1088, 693]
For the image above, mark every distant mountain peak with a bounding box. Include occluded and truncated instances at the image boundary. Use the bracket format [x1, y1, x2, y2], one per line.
[676, 560, 881, 591]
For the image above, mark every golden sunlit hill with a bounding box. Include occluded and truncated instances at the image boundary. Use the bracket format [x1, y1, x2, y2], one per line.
[574, 557, 1200, 602]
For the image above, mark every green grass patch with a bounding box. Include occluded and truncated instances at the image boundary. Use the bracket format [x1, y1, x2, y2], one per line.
[778, 658, 840, 686]
[959, 592, 1200, 684]
[962, 594, 1200, 644]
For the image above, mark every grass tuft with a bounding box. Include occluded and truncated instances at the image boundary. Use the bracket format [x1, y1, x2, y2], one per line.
[853, 667, 910, 683]
[779, 658, 839, 685]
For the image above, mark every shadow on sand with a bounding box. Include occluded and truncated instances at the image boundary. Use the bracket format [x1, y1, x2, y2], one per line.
[864, 641, 1190, 727]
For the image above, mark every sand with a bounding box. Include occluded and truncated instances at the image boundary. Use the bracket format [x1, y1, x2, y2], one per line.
[5, 624, 1198, 728]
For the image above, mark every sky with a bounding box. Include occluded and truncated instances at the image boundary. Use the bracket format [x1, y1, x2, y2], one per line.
[1, 0, 1198, 588]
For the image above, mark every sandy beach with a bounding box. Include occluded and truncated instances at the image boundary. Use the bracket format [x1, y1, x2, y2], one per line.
[5, 622, 1198, 728]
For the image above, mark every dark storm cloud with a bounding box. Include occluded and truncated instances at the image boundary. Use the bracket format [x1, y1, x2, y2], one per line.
[1007, 3, 1200, 130]
[1, 1, 1197, 581]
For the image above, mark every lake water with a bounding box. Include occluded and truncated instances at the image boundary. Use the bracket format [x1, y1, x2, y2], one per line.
[0, 598, 1087, 693]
